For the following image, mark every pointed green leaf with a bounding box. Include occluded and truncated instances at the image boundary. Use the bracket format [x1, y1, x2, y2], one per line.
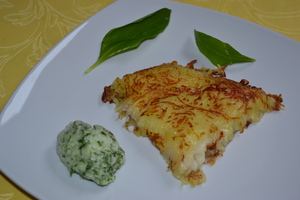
[85, 8, 171, 74]
[194, 30, 255, 67]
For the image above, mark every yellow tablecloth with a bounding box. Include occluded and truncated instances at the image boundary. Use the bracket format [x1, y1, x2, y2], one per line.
[0, 0, 299, 199]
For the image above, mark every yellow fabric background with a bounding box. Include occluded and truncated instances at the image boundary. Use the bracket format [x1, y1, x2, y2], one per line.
[0, 0, 299, 199]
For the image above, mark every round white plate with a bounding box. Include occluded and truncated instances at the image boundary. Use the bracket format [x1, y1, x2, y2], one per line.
[1, 0, 300, 199]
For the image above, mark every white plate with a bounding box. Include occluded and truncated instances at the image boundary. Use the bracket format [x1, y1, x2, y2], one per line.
[1, 0, 300, 199]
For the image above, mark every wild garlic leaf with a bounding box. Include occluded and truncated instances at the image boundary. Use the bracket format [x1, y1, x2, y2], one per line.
[194, 30, 255, 67]
[85, 8, 171, 74]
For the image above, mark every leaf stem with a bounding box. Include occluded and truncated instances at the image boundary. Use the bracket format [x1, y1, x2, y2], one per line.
[84, 59, 104, 74]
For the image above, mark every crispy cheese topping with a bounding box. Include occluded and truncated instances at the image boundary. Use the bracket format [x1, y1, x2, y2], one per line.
[102, 60, 283, 186]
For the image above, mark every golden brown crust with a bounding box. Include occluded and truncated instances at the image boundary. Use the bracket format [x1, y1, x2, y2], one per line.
[102, 61, 283, 186]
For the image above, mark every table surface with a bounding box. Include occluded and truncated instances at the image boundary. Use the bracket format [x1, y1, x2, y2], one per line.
[1, 0, 299, 199]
